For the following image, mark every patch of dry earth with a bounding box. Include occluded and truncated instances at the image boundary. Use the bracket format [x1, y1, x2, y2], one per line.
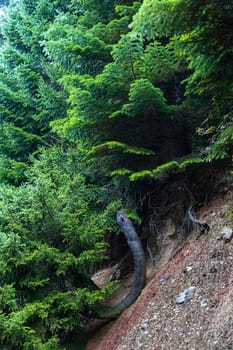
[86, 198, 233, 350]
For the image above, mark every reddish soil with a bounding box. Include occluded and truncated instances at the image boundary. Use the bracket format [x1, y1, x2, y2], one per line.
[86, 196, 233, 350]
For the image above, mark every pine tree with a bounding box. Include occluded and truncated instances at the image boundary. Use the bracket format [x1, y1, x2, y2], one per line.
[51, 2, 191, 183]
[0, 146, 120, 349]
[132, 0, 233, 160]
[0, 0, 69, 184]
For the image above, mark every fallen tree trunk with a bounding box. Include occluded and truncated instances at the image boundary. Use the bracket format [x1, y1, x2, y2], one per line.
[115, 210, 146, 311]
[89, 210, 146, 324]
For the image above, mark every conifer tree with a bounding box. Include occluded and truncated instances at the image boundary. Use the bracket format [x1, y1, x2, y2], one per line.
[0, 146, 119, 349]
[0, 0, 68, 184]
[0, 1, 232, 347]
[50, 1, 191, 183]
[132, 0, 233, 160]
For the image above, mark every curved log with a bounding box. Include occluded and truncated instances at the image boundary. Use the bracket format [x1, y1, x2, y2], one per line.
[87, 210, 146, 327]
[115, 210, 146, 311]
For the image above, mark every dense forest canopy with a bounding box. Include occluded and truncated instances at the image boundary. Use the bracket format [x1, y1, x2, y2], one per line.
[0, 0, 232, 348]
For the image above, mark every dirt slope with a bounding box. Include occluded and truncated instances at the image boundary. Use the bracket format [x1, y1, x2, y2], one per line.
[86, 196, 233, 350]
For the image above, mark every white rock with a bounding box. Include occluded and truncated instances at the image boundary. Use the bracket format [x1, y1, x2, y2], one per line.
[185, 286, 195, 300]
[221, 226, 233, 242]
[184, 264, 193, 272]
[200, 298, 208, 307]
[176, 286, 196, 304]
[176, 291, 186, 304]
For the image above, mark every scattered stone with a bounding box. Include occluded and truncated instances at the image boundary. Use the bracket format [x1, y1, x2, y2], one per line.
[209, 265, 218, 273]
[159, 275, 171, 285]
[176, 292, 186, 304]
[185, 286, 196, 300]
[200, 299, 208, 308]
[140, 322, 149, 336]
[222, 227, 233, 242]
[183, 264, 193, 273]
[210, 259, 224, 272]
[176, 286, 196, 304]
[217, 226, 233, 242]
[211, 250, 223, 259]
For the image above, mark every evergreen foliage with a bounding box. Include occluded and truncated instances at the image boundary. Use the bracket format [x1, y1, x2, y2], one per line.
[0, 0, 68, 183]
[132, 0, 233, 159]
[0, 147, 119, 348]
[0, 0, 232, 347]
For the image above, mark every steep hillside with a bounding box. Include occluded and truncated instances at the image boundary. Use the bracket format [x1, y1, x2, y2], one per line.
[86, 185, 233, 350]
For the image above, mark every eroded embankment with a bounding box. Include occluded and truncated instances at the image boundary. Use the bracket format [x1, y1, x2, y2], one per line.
[86, 196, 233, 350]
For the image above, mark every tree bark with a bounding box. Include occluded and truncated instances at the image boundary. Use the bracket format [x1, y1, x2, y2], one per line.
[115, 210, 146, 311]
[87, 210, 146, 328]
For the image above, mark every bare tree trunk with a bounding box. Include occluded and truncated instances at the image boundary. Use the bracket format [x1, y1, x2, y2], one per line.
[116, 210, 146, 311]
[87, 210, 146, 329]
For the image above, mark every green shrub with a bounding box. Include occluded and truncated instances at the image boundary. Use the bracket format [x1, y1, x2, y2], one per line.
[0, 146, 119, 349]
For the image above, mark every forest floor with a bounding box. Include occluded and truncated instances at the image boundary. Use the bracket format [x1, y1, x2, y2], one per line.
[86, 193, 233, 350]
